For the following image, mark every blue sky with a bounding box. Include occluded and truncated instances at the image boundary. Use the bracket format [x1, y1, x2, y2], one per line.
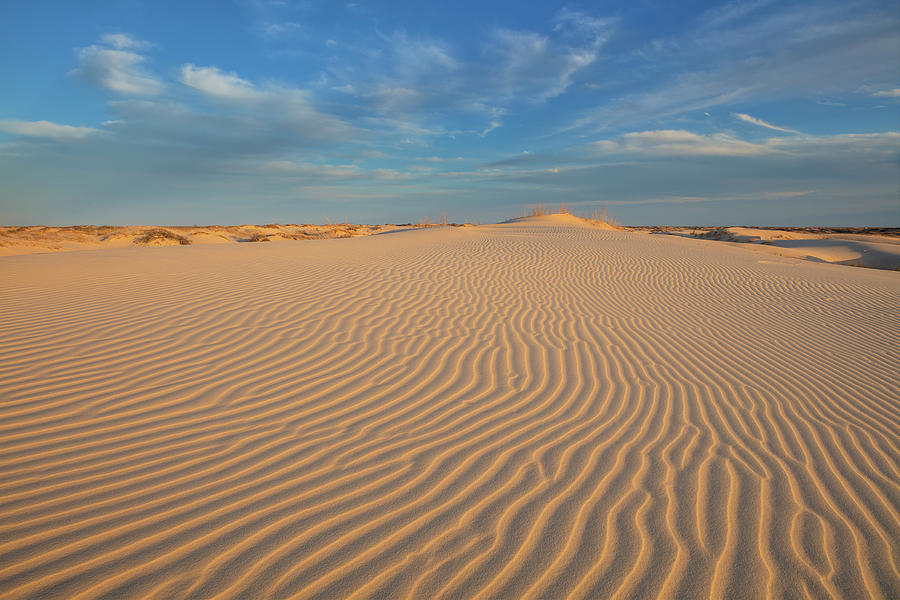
[1, 0, 898, 225]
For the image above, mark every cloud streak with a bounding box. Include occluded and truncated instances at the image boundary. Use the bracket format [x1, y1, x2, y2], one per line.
[0, 119, 101, 141]
[733, 112, 800, 134]
[565, 3, 899, 132]
[180, 65, 266, 102]
[593, 130, 773, 156]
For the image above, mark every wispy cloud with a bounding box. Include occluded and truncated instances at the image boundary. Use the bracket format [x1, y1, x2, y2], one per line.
[99, 33, 151, 50]
[565, 3, 898, 132]
[263, 21, 302, 38]
[385, 31, 459, 79]
[872, 88, 900, 98]
[733, 112, 800, 134]
[176, 63, 356, 142]
[70, 34, 163, 96]
[479, 120, 502, 137]
[367, 86, 423, 113]
[319, 8, 616, 129]
[485, 12, 616, 102]
[180, 65, 266, 102]
[593, 129, 773, 156]
[770, 190, 816, 197]
[695, 0, 779, 29]
[0, 119, 101, 141]
[418, 156, 465, 163]
[265, 159, 362, 178]
[767, 131, 900, 154]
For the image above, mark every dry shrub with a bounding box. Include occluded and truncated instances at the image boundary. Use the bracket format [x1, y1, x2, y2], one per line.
[133, 229, 192, 245]
[582, 207, 621, 229]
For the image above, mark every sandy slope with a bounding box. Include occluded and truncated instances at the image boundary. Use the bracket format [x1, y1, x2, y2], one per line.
[1, 215, 898, 599]
[643, 227, 900, 270]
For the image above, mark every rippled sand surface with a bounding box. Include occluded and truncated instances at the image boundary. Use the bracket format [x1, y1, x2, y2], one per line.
[1, 215, 898, 599]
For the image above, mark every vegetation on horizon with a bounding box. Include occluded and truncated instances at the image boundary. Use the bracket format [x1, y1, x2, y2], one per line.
[133, 229, 192, 245]
[525, 203, 621, 229]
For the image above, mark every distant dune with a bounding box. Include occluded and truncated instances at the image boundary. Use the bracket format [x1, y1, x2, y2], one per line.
[4, 221, 897, 271]
[1, 215, 898, 599]
[629, 225, 900, 270]
[0, 223, 459, 256]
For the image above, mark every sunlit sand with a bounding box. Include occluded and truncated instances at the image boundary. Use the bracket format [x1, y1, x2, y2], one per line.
[1, 215, 898, 599]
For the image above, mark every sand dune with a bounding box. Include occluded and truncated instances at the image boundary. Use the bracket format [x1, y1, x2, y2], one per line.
[0, 223, 436, 256]
[636, 226, 900, 270]
[1, 214, 898, 599]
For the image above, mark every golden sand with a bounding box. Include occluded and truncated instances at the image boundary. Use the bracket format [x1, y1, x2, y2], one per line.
[1, 215, 898, 599]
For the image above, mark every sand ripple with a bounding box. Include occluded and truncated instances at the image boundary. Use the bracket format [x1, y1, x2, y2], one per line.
[1, 218, 898, 599]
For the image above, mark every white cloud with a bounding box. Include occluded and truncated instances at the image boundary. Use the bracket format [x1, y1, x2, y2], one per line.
[419, 156, 465, 162]
[0, 119, 101, 141]
[872, 88, 900, 97]
[589, 140, 619, 153]
[479, 120, 502, 137]
[485, 19, 611, 102]
[264, 21, 302, 38]
[593, 129, 772, 156]
[180, 64, 265, 102]
[100, 33, 150, 50]
[584, 129, 900, 160]
[733, 112, 800, 134]
[71, 36, 163, 96]
[176, 65, 351, 138]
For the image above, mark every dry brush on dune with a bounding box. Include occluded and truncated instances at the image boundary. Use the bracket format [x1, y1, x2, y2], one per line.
[132, 228, 193, 246]
[525, 204, 622, 229]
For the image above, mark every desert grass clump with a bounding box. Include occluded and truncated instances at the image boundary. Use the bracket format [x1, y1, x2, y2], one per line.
[133, 229, 192, 245]
[415, 213, 449, 227]
[247, 232, 271, 242]
[582, 206, 621, 229]
[522, 203, 621, 229]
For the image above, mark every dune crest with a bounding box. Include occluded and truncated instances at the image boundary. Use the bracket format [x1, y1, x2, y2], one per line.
[1, 219, 898, 599]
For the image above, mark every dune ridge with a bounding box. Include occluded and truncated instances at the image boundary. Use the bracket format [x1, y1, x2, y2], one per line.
[1, 217, 898, 599]
[0, 223, 455, 256]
